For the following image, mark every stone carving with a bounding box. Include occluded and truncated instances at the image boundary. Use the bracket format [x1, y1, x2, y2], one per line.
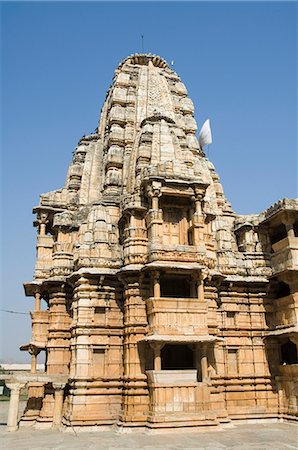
[16, 53, 297, 432]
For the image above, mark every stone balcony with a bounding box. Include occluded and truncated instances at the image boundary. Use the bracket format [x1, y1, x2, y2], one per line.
[146, 370, 214, 424]
[273, 293, 298, 330]
[148, 243, 209, 266]
[34, 235, 54, 279]
[271, 236, 298, 275]
[146, 296, 208, 336]
[277, 364, 298, 416]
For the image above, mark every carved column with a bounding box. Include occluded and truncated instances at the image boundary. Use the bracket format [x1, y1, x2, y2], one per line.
[285, 221, 295, 238]
[123, 211, 147, 265]
[6, 382, 25, 432]
[152, 343, 164, 370]
[35, 291, 41, 311]
[197, 273, 205, 302]
[34, 210, 54, 279]
[191, 185, 207, 245]
[146, 183, 162, 244]
[46, 282, 71, 375]
[151, 195, 159, 210]
[152, 271, 160, 299]
[52, 383, 65, 428]
[68, 276, 91, 380]
[201, 344, 208, 381]
[28, 345, 41, 374]
[192, 271, 205, 302]
[37, 212, 49, 236]
[120, 274, 149, 425]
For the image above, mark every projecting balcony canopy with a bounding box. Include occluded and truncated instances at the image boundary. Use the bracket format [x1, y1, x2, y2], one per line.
[265, 325, 298, 338]
[143, 261, 205, 272]
[20, 342, 45, 353]
[140, 334, 222, 344]
[116, 262, 205, 275]
[23, 281, 43, 297]
[0, 372, 68, 386]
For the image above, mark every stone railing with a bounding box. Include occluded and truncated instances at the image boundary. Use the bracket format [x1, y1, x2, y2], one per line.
[146, 296, 208, 335]
[146, 370, 213, 424]
[271, 236, 298, 275]
[148, 245, 206, 264]
[274, 294, 298, 329]
[277, 364, 298, 418]
[30, 310, 49, 346]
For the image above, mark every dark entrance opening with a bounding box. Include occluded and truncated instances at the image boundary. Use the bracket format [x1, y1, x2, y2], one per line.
[274, 281, 291, 298]
[160, 275, 191, 298]
[269, 224, 287, 246]
[281, 339, 298, 365]
[161, 344, 194, 370]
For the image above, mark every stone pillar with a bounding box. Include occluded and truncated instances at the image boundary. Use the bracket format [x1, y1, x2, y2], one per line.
[130, 213, 136, 227]
[28, 346, 41, 374]
[52, 383, 65, 428]
[6, 382, 25, 432]
[38, 212, 49, 236]
[195, 196, 202, 216]
[46, 282, 71, 375]
[152, 271, 160, 299]
[191, 345, 202, 381]
[285, 222, 295, 238]
[152, 343, 163, 370]
[35, 291, 41, 311]
[31, 353, 37, 374]
[152, 195, 159, 210]
[146, 183, 162, 244]
[201, 345, 208, 381]
[197, 274, 205, 302]
[191, 185, 206, 245]
[120, 275, 149, 424]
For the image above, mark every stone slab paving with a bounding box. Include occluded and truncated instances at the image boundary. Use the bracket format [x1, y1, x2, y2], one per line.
[0, 402, 297, 450]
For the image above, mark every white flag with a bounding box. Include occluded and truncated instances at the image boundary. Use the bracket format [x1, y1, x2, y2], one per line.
[199, 119, 212, 148]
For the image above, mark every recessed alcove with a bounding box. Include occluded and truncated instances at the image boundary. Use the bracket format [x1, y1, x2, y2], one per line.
[281, 339, 298, 365]
[160, 274, 192, 298]
[161, 344, 194, 370]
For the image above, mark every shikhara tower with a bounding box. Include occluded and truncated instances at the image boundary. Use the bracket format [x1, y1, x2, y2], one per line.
[18, 54, 297, 430]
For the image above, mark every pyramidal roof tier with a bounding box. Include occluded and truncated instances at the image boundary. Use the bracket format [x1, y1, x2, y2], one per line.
[38, 53, 229, 214]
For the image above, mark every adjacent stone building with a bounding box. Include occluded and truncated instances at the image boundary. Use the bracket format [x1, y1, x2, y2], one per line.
[17, 54, 298, 430]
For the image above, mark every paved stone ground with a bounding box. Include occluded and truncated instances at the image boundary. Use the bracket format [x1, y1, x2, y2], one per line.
[0, 401, 297, 450]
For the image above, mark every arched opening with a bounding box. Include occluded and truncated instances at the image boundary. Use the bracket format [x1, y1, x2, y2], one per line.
[281, 339, 298, 365]
[161, 344, 194, 370]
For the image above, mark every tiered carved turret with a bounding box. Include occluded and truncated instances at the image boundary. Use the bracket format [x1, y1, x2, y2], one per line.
[19, 54, 298, 431]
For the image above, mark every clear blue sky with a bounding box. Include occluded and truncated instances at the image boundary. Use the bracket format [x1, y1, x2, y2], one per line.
[1, 1, 297, 362]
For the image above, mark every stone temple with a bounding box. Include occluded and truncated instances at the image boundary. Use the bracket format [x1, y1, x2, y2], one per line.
[5, 54, 298, 431]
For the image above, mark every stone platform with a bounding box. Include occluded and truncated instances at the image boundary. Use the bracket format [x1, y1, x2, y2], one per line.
[0, 401, 297, 450]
